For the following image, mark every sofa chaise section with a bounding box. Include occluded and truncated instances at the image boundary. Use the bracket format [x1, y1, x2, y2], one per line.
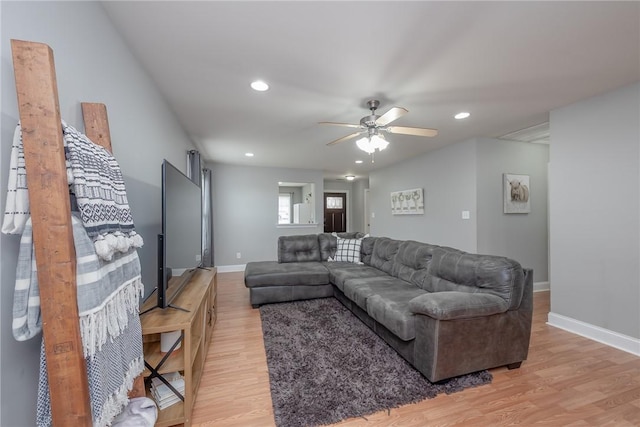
[244, 233, 363, 308]
[244, 260, 332, 308]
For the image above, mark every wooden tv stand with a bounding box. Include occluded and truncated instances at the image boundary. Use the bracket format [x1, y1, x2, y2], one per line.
[140, 267, 217, 426]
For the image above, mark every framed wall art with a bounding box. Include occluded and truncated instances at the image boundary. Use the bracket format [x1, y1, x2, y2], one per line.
[391, 188, 424, 215]
[503, 173, 530, 214]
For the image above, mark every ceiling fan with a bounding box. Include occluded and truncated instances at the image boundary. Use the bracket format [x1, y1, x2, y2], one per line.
[319, 99, 438, 156]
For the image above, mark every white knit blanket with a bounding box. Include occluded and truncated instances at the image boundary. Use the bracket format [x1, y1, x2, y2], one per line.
[13, 213, 145, 426]
[2, 121, 143, 261]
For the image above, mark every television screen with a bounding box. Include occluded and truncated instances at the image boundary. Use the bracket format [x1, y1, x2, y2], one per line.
[158, 159, 202, 310]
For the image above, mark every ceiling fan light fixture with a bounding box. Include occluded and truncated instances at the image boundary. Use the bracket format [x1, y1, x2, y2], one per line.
[356, 133, 388, 154]
[371, 134, 388, 151]
[345, 175, 355, 181]
[356, 136, 376, 154]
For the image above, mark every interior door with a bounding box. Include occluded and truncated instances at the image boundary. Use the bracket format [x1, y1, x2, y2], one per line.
[324, 192, 346, 233]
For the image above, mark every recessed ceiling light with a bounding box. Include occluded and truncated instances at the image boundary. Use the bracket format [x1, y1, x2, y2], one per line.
[345, 175, 355, 181]
[245, 152, 254, 157]
[355, 160, 363, 164]
[250, 80, 269, 91]
[454, 112, 470, 120]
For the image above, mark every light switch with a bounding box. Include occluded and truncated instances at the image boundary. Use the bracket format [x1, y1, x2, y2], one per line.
[462, 210, 470, 220]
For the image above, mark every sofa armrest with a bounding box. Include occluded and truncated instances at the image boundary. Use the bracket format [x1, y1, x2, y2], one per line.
[409, 291, 508, 320]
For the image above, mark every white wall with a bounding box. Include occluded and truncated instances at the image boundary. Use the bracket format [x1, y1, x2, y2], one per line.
[369, 139, 478, 253]
[212, 163, 324, 266]
[549, 82, 640, 345]
[476, 138, 550, 282]
[0, 2, 197, 425]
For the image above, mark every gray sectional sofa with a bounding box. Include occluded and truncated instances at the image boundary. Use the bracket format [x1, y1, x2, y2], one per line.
[244, 232, 533, 382]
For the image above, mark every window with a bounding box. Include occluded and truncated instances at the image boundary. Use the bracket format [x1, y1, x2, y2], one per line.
[326, 196, 343, 209]
[278, 193, 292, 224]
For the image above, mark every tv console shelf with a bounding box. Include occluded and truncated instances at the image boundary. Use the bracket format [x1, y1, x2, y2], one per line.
[140, 267, 217, 427]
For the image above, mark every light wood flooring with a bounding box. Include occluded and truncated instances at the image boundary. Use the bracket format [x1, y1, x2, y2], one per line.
[191, 272, 640, 426]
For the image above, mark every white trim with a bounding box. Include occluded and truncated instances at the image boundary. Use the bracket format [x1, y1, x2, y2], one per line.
[533, 281, 550, 292]
[547, 312, 640, 356]
[276, 223, 320, 228]
[217, 264, 246, 273]
[363, 188, 370, 235]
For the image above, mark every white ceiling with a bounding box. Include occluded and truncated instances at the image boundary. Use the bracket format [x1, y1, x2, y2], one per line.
[102, 1, 640, 181]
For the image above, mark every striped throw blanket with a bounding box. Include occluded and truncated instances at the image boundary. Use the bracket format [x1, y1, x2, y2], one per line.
[2, 121, 143, 261]
[13, 213, 145, 427]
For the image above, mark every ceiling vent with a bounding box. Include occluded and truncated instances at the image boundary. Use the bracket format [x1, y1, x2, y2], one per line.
[499, 122, 550, 144]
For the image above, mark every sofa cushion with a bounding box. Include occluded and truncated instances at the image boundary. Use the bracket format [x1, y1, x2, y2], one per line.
[369, 237, 401, 275]
[366, 285, 427, 341]
[318, 232, 364, 261]
[244, 261, 329, 287]
[427, 247, 524, 310]
[278, 234, 321, 263]
[409, 291, 508, 320]
[391, 240, 437, 289]
[342, 276, 398, 309]
[361, 236, 377, 265]
[324, 263, 388, 292]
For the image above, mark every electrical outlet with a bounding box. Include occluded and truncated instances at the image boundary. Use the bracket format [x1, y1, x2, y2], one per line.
[462, 211, 470, 220]
[195, 254, 202, 262]
[236, 252, 242, 259]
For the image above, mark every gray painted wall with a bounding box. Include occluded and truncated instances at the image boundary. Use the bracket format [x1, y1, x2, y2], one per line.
[0, 2, 197, 425]
[369, 139, 478, 253]
[549, 82, 640, 339]
[368, 136, 549, 283]
[212, 163, 324, 265]
[476, 138, 549, 282]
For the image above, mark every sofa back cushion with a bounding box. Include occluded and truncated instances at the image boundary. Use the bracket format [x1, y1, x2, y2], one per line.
[426, 246, 525, 310]
[368, 237, 401, 275]
[391, 240, 437, 289]
[278, 234, 321, 263]
[318, 232, 364, 261]
[361, 236, 377, 265]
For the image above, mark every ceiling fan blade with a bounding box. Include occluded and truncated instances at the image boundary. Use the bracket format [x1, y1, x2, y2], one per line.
[318, 121, 361, 129]
[386, 126, 438, 137]
[375, 107, 408, 126]
[326, 131, 364, 146]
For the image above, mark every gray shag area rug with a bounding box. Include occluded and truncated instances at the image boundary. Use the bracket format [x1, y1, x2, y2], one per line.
[260, 297, 492, 427]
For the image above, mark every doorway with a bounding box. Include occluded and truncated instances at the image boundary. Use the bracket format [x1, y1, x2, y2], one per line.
[324, 192, 346, 233]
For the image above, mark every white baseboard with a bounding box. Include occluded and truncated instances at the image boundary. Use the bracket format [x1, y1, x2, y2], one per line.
[217, 264, 246, 273]
[533, 281, 550, 292]
[547, 312, 640, 356]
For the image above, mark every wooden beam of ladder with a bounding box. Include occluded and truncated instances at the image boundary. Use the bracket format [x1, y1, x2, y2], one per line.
[82, 102, 113, 153]
[11, 39, 92, 426]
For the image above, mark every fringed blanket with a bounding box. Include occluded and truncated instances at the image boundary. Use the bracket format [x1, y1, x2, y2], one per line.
[2, 121, 143, 261]
[12, 213, 145, 427]
[1, 124, 30, 234]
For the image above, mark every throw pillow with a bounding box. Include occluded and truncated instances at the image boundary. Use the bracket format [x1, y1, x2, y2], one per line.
[334, 237, 362, 264]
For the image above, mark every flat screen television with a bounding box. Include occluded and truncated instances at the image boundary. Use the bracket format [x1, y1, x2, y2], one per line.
[150, 159, 203, 313]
